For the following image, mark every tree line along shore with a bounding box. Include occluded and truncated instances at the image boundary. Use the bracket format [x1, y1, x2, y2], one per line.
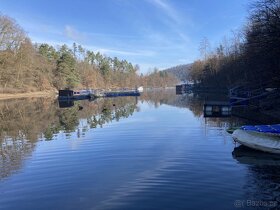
[1, 0, 279, 100]
[0, 15, 178, 97]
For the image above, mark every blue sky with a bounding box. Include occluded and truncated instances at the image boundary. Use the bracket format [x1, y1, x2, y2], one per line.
[1, 0, 248, 73]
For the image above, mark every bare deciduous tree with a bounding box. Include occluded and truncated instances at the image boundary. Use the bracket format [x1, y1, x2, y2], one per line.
[0, 15, 26, 51]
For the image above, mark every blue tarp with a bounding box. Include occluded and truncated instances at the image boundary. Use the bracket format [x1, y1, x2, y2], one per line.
[241, 124, 280, 134]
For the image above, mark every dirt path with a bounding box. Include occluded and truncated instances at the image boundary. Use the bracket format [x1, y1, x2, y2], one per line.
[0, 91, 57, 100]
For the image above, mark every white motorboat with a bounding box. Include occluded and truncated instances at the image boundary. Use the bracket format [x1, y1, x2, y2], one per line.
[232, 129, 280, 154]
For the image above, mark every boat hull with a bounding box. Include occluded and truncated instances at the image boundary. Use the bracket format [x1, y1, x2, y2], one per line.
[232, 129, 280, 154]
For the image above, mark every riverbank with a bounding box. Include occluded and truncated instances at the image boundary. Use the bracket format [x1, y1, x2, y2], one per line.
[0, 91, 56, 100]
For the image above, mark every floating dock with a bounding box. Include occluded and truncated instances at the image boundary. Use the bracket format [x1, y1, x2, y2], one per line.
[104, 90, 140, 97]
[203, 101, 232, 117]
[58, 89, 140, 100]
[176, 84, 193, 95]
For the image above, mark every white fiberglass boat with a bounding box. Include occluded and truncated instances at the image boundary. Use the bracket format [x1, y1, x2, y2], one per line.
[232, 128, 280, 154]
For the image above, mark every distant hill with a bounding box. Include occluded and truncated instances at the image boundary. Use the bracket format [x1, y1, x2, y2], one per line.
[162, 64, 192, 82]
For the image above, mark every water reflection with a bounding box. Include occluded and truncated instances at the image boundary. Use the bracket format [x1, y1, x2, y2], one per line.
[0, 98, 53, 179]
[1, 90, 280, 209]
[0, 96, 139, 179]
[233, 145, 280, 166]
[233, 146, 280, 206]
[141, 90, 248, 130]
[0, 91, 275, 181]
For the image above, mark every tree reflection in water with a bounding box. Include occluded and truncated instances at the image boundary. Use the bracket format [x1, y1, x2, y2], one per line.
[141, 89, 248, 129]
[0, 96, 138, 179]
[0, 98, 55, 179]
[0, 90, 275, 183]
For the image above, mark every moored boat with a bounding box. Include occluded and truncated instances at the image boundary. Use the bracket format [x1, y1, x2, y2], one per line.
[137, 86, 144, 92]
[58, 89, 92, 100]
[240, 124, 280, 136]
[232, 128, 280, 154]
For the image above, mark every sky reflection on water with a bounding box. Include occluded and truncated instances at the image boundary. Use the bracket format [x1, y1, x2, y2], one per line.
[0, 90, 280, 210]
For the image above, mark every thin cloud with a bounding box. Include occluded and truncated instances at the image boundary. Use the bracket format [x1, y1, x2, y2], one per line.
[93, 47, 156, 57]
[148, 0, 182, 25]
[145, 0, 193, 48]
[64, 25, 86, 42]
[177, 31, 191, 44]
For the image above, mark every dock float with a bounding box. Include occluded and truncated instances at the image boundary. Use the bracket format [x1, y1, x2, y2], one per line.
[203, 101, 232, 117]
[104, 90, 140, 97]
[58, 89, 141, 100]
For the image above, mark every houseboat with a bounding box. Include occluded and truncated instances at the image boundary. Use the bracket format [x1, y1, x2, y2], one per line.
[58, 89, 92, 100]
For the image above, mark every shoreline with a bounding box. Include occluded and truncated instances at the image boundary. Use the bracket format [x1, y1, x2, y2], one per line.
[0, 91, 57, 100]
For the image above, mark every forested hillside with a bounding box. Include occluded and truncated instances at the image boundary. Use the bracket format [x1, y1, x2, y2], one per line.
[0, 15, 177, 94]
[162, 64, 192, 82]
[140, 68, 178, 88]
[189, 0, 280, 88]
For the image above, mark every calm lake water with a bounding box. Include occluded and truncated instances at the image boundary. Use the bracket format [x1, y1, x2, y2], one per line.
[1, 90, 280, 210]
